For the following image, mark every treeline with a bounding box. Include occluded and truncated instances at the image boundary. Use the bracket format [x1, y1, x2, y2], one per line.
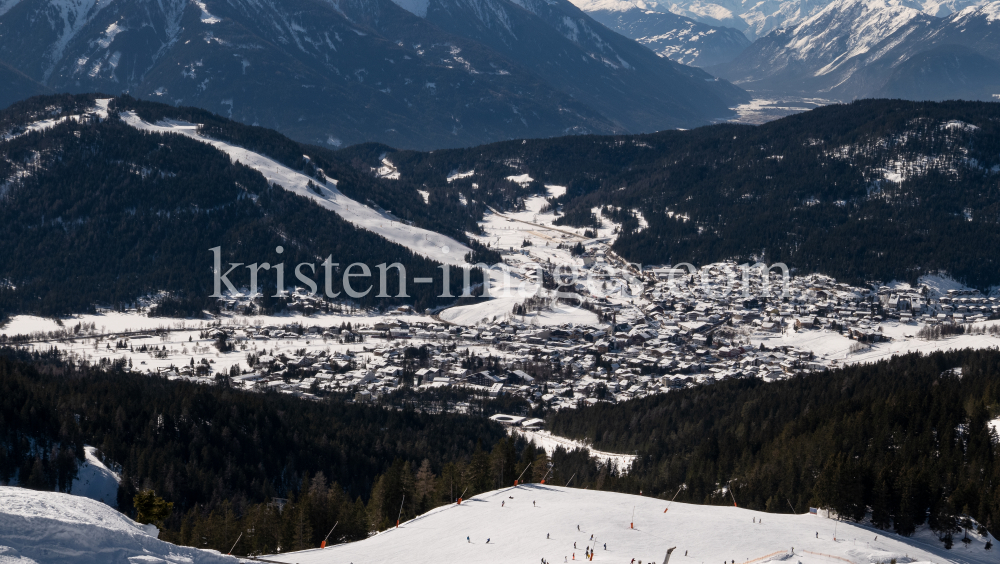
[548, 348, 1000, 542]
[161, 435, 618, 555]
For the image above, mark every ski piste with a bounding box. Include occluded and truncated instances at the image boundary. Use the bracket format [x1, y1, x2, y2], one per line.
[260, 483, 990, 564]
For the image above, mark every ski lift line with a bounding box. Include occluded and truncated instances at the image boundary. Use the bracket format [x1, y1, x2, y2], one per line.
[396, 495, 405, 527]
[565, 472, 577, 487]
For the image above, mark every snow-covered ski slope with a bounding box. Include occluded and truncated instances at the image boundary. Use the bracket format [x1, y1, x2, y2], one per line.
[265, 484, 988, 564]
[0, 486, 237, 564]
[119, 111, 470, 266]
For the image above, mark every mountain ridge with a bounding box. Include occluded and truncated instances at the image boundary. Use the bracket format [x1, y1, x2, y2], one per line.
[0, 0, 747, 149]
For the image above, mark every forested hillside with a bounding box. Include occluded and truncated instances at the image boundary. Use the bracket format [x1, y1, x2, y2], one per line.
[378, 99, 1000, 288]
[4, 346, 1000, 551]
[549, 348, 1000, 540]
[0, 95, 491, 317]
[0, 349, 525, 554]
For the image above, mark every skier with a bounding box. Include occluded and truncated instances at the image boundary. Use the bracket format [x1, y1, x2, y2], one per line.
[487, 538, 490, 544]
[684, 551, 688, 556]
[534, 500, 536, 507]
[574, 542, 577, 549]
[547, 533, 550, 539]
[502, 501, 505, 507]
[753, 517, 755, 523]
[604, 543, 607, 550]
[815, 532, 818, 538]
[467, 536, 471, 543]
[578, 525, 581, 531]
[590, 534, 593, 541]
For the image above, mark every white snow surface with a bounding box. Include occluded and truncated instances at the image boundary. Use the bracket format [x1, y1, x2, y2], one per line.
[263, 483, 990, 564]
[119, 112, 470, 265]
[191, 0, 220, 23]
[447, 169, 475, 182]
[69, 446, 120, 508]
[506, 173, 535, 186]
[0, 486, 238, 564]
[509, 428, 637, 471]
[438, 186, 603, 327]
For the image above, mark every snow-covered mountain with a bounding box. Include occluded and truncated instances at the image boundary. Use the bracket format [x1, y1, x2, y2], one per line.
[629, 0, 980, 39]
[0, 0, 747, 149]
[568, 0, 751, 66]
[261, 483, 996, 564]
[711, 0, 1000, 100]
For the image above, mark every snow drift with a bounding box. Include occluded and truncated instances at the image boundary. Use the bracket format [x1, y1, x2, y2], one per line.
[0, 486, 237, 564]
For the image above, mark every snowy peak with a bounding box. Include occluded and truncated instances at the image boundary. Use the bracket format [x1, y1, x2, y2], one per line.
[786, 0, 925, 73]
[712, 0, 1000, 101]
[709, 0, 938, 92]
[583, 1, 751, 66]
[644, 0, 980, 40]
[952, 0, 1000, 22]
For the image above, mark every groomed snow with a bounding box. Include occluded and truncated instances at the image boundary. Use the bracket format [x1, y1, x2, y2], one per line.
[119, 112, 470, 265]
[262, 483, 990, 564]
[509, 428, 637, 471]
[0, 486, 238, 564]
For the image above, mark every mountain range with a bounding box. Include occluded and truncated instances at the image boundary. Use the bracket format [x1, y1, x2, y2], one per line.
[0, 0, 747, 149]
[567, 0, 751, 66]
[710, 0, 1000, 101]
[628, 0, 978, 39]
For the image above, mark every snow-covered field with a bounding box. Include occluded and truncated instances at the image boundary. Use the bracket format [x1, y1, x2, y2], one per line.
[263, 484, 989, 564]
[509, 429, 637, 471]
[0, 487, 237, 564]
[754, 317, 1000, 368]
[439, 186, 623, 327]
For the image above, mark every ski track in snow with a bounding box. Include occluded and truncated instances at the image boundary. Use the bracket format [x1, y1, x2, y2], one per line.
[263, 483, 992, 564]
[119, 111, 470, 265]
